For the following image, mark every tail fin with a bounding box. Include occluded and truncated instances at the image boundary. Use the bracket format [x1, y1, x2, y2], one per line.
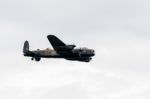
[23, 41, 29, 55]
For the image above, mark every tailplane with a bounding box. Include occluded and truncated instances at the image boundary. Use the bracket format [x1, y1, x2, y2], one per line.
[23, 41, 30, 55]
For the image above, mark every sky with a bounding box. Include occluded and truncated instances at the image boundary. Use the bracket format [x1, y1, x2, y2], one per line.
[0, 0, 150, 99]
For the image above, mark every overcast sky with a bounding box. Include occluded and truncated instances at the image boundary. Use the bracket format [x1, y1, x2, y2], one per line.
[0, 0, 150, 99]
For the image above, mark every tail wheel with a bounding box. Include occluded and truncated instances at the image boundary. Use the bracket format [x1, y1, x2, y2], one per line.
[31, 57, 34, 60]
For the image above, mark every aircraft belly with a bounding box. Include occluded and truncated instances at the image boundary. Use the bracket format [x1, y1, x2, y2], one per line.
[40, 52, 62, 58]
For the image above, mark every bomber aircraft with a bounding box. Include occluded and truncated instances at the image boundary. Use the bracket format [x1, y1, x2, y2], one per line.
[23, 35, 95, 62]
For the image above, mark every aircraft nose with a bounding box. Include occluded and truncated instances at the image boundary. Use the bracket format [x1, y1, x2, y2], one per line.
[91, 50, 95, 56]
[92, 52, 95, 56]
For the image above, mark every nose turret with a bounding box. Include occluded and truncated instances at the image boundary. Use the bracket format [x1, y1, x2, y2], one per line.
[88, 49, 95, 56]
[91, 49, 95, 56]
[77, 48, 95, 57]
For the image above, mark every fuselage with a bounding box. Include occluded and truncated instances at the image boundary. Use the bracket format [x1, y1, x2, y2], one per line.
[24, 48, 95, 59]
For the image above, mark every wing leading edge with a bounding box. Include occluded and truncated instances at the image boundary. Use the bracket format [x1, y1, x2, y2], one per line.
[47, 35, 67, 53]
[47, 35, 66, 46]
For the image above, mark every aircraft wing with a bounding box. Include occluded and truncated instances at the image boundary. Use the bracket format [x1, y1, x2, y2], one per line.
[47, 35, 73, 54]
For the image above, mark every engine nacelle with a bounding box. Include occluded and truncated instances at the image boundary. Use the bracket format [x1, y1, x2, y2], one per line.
[67, 44, 76, 47]
[57, 45, 76, 51]
[67, 44, 76, 49]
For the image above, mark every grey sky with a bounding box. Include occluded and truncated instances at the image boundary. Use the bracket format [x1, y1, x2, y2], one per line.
[0, 0, 150, 99]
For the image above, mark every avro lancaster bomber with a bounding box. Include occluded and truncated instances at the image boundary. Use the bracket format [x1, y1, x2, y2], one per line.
[23, 35, 95, 62]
